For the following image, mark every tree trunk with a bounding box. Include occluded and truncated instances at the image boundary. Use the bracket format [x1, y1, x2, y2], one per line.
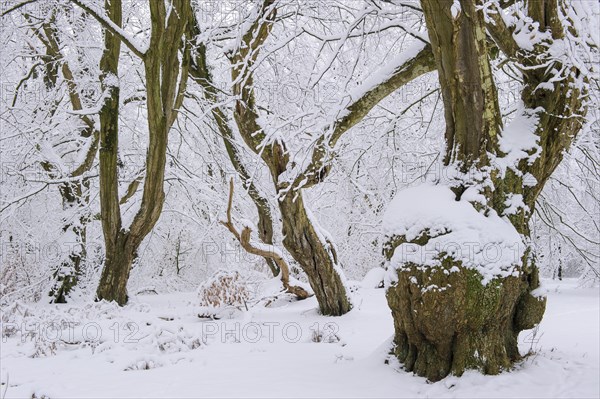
[385, 0, 584, 381]
[419, 0, 501, 169]
[226, 1, 352, 315]
[386, 262, 543, 381]
[28, 12, 99, 303]
[23, 10, 99, 303]
[188, 28, 279, 276]
[94, 0, 191, 304]
[48, 184, 87, 303]
[279, 192, 351, 316]
[95, 0, 124, 303]
[96, 234, 135, 305]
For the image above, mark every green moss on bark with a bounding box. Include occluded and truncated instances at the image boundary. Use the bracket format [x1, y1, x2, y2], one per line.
[386, 259, 545, 381]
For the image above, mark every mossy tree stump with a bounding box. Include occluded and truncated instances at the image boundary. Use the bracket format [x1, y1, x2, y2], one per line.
[385, 256, 545, 381]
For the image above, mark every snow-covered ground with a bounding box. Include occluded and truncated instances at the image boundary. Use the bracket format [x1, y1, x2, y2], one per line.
[1, 278, 598, 398]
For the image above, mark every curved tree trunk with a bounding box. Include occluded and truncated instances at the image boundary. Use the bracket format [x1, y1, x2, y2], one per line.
[220, 179, 309, 299]
[227, 0, 353, 315]
[221, 0, 435, 316]
[278, 192, 351, 315]
[385, 0, 586, 381]
[188, 25, 279, 276]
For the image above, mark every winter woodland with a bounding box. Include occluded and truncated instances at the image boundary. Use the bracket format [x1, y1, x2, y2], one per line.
[0, 0, 598, 397]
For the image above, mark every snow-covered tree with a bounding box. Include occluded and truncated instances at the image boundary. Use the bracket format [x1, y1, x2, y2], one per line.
[384, 0, 597, 381]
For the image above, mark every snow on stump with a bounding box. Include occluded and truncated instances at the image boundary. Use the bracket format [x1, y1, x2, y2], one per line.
[383, 185, 545, 381]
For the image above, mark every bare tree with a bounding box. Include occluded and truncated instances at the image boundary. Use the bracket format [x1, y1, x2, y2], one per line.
[191, 0, 435, 316]
[72, 0, 192, 304]
[187, 13, 279, 277]
[1, 5, 100, 302]
[385, 0, 592, 381]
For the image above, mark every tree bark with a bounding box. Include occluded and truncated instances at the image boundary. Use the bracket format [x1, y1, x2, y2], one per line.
[96, 233, 134, 305]
[385, 0, 585, 381]
[278, 192, 350, 315]
[419, 0, 501, 169]
[96, 0, 125, 303]
[95, 0, 192, 304]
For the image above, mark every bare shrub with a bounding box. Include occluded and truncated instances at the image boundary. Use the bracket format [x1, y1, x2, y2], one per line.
[197, 270, 251, 309]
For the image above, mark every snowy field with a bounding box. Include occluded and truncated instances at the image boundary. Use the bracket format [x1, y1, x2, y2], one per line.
[1, 278, 598, 399]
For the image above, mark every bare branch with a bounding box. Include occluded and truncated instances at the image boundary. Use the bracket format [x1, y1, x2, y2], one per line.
[220, 179, 310, 300]
[70, 0, 146, 59]
[1, 0, 38, 17]
[296, 42, 436, 189]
